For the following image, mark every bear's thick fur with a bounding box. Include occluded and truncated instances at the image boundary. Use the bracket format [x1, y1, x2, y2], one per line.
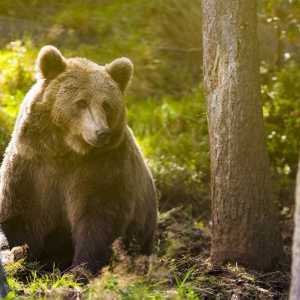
[0, 46, 157, 274]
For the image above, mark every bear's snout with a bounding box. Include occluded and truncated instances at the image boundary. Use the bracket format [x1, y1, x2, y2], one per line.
[95, 128, 112, 145]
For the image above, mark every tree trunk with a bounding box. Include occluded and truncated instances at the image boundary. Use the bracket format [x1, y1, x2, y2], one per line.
[290, 158, 300, 299]
[202, 0, 283, 270]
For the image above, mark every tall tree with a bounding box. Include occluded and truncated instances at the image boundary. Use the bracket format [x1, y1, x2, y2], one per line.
[290, 159, 300, 299]
[202, 0, 283, 270]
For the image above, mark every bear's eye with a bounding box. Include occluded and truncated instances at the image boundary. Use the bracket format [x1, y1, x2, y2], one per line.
[102, 101, 112, 114]
[76, 99, 88, 109]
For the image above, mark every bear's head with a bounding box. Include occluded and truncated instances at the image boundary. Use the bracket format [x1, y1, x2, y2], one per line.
[34, 45, 133, 155]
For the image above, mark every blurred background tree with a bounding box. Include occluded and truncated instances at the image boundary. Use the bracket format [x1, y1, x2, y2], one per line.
[0, 0, 298, 215]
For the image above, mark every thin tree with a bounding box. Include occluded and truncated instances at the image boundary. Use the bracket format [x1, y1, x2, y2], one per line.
[202, 0, 283, 270]
[290, 159, 300, 299]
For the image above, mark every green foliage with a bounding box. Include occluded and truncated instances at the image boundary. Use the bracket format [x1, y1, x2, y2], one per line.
[111, 282, 165, 300]
[4, 260, 80, 299]
[85, 272, 165, 300]
[128, 89, 209, 206]
[86, 271, 201, 300]
[174, 270, 200, 300]
[0, 41, 35, 154]
[0, 40, 35, 122]
[262, 60, 300, 191]
[51, 0, 160, 98]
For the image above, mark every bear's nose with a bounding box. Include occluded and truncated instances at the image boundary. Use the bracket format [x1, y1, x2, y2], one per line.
[96, 128, 112, 143]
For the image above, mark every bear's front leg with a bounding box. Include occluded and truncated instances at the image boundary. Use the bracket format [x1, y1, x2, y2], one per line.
[0, 153, 45, 259]
[1, 216, 44, 259]
[71, 213, 118, 275]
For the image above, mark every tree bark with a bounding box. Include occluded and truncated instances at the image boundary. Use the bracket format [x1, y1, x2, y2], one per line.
[202, 0, 283, 270]
[290, 158, 300, 299]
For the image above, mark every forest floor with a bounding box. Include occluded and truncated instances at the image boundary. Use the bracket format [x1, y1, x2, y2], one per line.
[3, 206, 291, 300]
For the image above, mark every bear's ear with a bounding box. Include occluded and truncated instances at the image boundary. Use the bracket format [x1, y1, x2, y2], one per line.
[36, 45, 66, 80]
[105, 58, 133, 92]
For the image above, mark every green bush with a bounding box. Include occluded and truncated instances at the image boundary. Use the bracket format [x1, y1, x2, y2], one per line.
[0, 41, 35, 154]
[0, 41, 35, 121]
[262, 60, 300, 195]
[128, 89, 209, 210]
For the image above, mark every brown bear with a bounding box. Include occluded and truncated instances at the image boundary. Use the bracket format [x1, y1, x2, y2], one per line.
[0, 46, 157, 275]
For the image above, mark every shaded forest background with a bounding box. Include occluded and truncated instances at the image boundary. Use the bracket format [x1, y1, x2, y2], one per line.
[0, 1, 299, 298]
